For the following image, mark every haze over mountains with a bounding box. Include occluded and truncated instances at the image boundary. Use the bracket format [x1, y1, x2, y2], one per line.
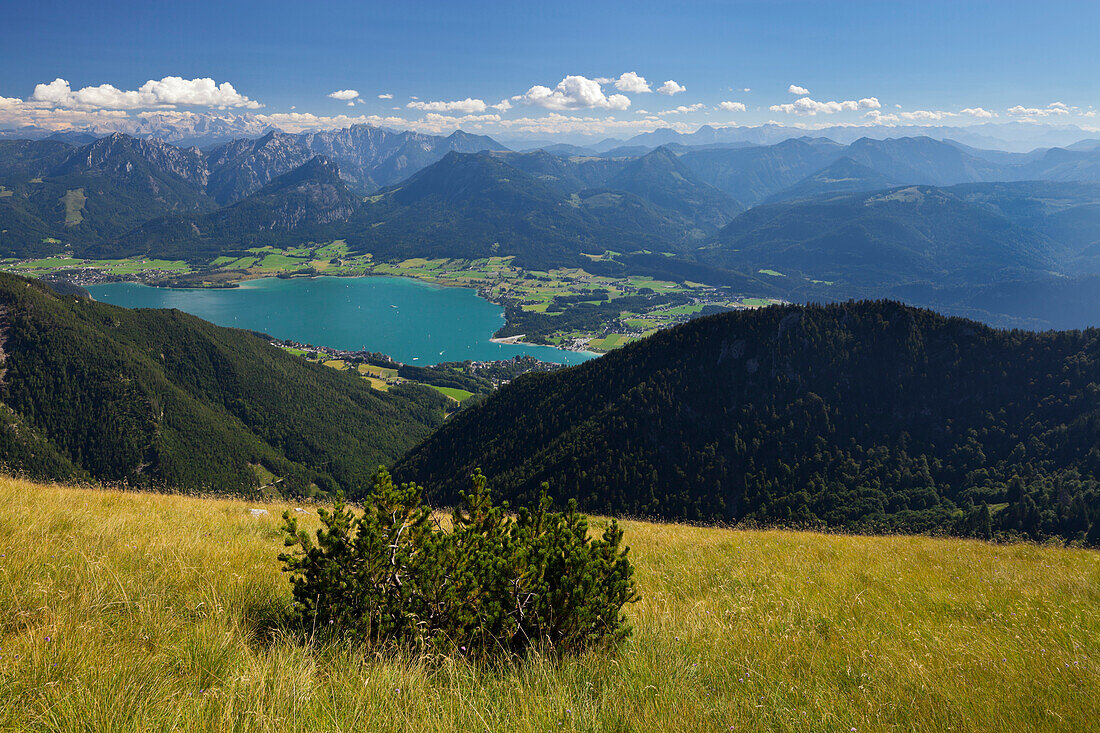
[2, 124, 1100, 329]
[3, 111, 1097, 152]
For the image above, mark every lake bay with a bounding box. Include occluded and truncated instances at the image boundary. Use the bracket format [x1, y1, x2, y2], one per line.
[87, 276, 597, 366]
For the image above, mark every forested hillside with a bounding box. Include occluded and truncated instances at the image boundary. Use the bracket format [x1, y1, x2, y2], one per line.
[0, 273, 449, 494]
[396, 301, 1100, 544]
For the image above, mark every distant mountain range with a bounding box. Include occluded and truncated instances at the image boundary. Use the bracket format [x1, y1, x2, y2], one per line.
[608, 121, 1099, 154]
[3, 128, 1100, 329]
[3, 113, 1097, 152]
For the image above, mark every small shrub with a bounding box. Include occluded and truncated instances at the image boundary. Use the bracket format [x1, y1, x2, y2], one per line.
[279, 468, 639, 656]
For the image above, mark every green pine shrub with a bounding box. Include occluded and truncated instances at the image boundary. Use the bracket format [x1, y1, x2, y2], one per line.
[279, 468, 639, 656]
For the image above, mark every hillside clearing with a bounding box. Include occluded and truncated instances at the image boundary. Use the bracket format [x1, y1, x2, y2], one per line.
[0, 476, 1096, 732]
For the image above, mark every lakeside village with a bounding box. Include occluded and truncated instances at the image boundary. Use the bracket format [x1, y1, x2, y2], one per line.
[271, 339, 562, 402]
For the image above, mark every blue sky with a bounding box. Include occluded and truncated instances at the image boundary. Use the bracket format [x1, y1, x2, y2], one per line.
[2, 0, 1097, 140]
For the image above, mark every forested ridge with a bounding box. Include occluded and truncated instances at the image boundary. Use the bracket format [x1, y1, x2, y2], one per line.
[396, 301, 1100, 544]
[0, 272, 449, 495]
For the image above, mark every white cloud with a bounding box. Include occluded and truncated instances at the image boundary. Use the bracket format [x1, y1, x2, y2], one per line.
[406, 97, 489, 114]
[960, 107, 996, 119]
[741, 88, 751, 93]
[378, 93, 393, 99]
[899, 109, 955, 121]
[0, 96, 22, 109]
[29, 76, 261, 110]
[1007, 102, 1073, 117]
[613, 72, 651, 94]
[717, 101, 746, 112]
[657, 80, 686, 96]
[328, 89, 359, 101]
[491, 99, 512, 112]
[788, 84, 810, 95]
[512, 76, 631, 110]
[770, 96, 879, 116]
[659, 103, 706, 115]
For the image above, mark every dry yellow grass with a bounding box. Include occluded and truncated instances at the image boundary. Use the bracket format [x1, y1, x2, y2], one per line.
[0, 475, 1096, 731]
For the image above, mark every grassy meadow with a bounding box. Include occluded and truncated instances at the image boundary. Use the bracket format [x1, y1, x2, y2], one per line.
[0, 475, 1096, 732]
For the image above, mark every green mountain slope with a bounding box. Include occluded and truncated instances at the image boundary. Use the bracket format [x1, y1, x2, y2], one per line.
[678, 137, 844, 206]
[703, 186, 1059, 287]
[842, 136, 1005, 185]
[116, 156, 358, 259]
[0, 272, 449, 495]
[765, 156, 902, 202]
[606, 146, 744, 234]
[347, 151, 675, 268]
[0, 134, 217, 255]
[395, 301, 1100, 543]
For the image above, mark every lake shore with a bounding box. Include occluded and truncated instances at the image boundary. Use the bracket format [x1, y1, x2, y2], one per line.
[87, 276, 599, 367]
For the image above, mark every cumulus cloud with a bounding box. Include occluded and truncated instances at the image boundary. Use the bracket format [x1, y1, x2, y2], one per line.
[613, 72, 651, 94]
[1007, 102, 1073, 117]
[770, 96, 879, 115]
[328, 89, 359, 101]
[30, 76, 261, 110]
[659, 103, 706, 115]
[788, 84, 810, 95]
[407, 98, 489, 114]
[512, 76, 630, 110]
[657, 80, 686, 95]
[960, 107, 996, 118]
[0, 96, 22, 110]
[377, 93, 393, 99]
[898, 109, 955, 121]
[717, 101, 746, 112]
[491, 99, 512, 112]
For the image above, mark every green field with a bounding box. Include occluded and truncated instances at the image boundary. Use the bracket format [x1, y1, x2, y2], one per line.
[60, 188, 86, 226]
[358, 364, 398, 379]
[589, 334, 630, 350]
[0, 475, 1095, 732]
[259, 253, 310, 270]
[430, 385, 475, 402]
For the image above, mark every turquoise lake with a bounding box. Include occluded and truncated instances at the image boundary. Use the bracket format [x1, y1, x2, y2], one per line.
[87, 276, 598, 366]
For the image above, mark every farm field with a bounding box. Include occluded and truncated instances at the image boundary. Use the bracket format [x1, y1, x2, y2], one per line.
[430, 385, 475, 402]
[0, 475, 1095, 732]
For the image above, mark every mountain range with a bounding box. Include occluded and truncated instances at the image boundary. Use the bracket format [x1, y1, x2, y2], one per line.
[4, 113, 1097, 152]
[3, 128, 1100, 328]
